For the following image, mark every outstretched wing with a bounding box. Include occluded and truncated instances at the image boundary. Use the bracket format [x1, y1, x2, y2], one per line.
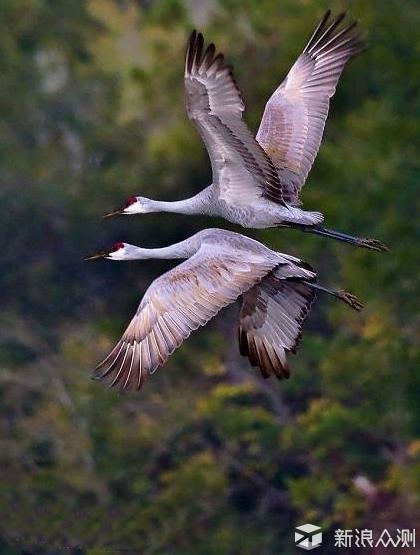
[239, 264, 316, 379]
[94, 244, 278, 391]
[185, 30, 285, 206]
[256, 11, 364, 205]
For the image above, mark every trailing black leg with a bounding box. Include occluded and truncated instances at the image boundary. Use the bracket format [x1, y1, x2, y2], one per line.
[303, 281, 363, 311]
[289, 224, 388, 252]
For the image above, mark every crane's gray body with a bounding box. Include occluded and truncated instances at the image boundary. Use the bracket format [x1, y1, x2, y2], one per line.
[137, 185, 323, 228]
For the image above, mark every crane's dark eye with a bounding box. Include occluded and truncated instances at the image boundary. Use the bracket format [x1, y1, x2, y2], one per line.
[125, 196, 137, 207]
[110, 242, 124, 252]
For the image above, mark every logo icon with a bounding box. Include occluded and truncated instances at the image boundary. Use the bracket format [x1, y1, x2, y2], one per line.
[295, 524, 322, 550]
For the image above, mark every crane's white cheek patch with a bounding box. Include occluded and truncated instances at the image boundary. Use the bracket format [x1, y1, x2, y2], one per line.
[125, 203, 146, 214]
[108, 250, 126, 260]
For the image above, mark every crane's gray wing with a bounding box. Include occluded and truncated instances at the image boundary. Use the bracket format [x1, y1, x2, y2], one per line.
[239, 264, 317, 379]
[185, 31, 285, 206]
[256, 11, 364, 205]
[94, 244, 278, 391]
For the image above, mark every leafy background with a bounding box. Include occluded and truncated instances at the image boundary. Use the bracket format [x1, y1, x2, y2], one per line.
[0, 0, 418, 553]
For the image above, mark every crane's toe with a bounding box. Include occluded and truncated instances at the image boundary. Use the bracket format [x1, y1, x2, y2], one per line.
[337, 290, 364, 311]
[357, 237, 389, 252]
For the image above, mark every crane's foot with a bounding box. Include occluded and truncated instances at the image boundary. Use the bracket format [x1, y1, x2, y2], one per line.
[337, 290, 364, 311]
[357, 237, 389, 252]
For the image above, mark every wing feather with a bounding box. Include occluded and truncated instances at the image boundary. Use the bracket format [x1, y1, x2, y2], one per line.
[256, 11, 364, 205]
[239, 264, 317, 379]
[185, 30, 285, 206]
[94, 242, 279, 391]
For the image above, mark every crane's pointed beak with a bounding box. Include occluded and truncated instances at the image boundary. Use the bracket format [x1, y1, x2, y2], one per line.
[84, 251, 108, 261]
[103, 208, 124, 219]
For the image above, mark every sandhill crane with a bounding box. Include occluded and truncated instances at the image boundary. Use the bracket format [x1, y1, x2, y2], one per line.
[86, 229, 362, 392]
[104, 11, 386, 252]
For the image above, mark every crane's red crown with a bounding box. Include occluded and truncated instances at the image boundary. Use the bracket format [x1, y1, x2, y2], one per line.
[125, 196, 137, 207]
[110, 242, 124, 252]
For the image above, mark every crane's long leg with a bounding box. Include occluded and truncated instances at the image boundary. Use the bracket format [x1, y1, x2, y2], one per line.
[302, 281, 364, 311]
[289, 224, 388, 252]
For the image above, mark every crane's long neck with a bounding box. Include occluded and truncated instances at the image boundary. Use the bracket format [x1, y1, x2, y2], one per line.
[147, 186, 214, 216]
[124, 234, 202, 260]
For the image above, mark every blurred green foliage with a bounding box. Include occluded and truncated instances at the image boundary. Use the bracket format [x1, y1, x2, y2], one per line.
[0, 0, 418, 553]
